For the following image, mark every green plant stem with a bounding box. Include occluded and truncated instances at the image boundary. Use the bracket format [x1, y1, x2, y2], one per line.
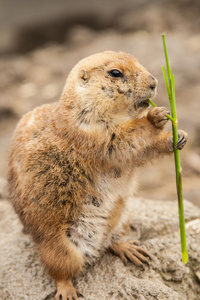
[162, 34, 188, 264]
[148, 34, 188, 264]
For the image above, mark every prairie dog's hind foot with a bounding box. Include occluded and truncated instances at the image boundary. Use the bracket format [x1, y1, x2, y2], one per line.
[55, 279, 82, 300]
[109, 240, 151, 268]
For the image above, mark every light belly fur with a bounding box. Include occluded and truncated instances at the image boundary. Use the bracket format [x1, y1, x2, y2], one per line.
[69, 170, 138, 263]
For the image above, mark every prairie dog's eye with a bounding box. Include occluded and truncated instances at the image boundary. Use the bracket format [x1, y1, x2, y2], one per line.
[108, 69, 123, 78]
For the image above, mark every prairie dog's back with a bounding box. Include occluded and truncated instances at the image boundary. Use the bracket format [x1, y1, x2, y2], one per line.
[8, 103, 63, 239]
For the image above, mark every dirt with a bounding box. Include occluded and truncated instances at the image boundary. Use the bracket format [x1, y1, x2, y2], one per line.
[0, 0, 199, 207]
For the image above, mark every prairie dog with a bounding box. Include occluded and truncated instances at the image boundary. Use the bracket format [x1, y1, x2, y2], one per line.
[8, 51, 188, 300]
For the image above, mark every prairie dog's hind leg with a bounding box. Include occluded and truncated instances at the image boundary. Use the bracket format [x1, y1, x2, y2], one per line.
[38, 236, 84, 300]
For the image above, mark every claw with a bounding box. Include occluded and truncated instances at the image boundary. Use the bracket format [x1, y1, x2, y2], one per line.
[122, 257, 128, 266]
[125, 251, 143, 267]
[136, 246, 152, 260]
[76, 290, 84, 298]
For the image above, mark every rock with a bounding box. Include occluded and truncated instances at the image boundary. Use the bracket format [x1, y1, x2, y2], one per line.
[1, 194, 200, 300]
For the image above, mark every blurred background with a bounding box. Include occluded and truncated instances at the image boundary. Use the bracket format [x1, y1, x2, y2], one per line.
[0, 0, 199, 206]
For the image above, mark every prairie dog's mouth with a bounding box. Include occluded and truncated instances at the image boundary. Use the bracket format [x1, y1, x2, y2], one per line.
[134, 99, 150, 110]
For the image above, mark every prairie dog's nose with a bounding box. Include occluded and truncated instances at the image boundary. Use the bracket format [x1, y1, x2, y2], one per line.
[149, 75, 158, 91]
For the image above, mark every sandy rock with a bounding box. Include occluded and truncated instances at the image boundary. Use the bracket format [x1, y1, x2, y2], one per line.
[1, 194, 200, 300]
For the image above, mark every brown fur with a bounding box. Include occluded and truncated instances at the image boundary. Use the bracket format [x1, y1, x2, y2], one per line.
[7, 51, 188, 300]
[108, 196, 125, 231]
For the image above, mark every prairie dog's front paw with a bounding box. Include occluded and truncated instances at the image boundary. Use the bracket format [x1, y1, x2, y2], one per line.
[147, 107, 170, 128]
[176, 130, 188, 150]
[169, 130, 188, 151]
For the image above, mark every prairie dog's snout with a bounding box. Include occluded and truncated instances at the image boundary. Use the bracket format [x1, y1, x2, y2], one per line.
[147, 73, 158, 100]
[149, 74, 158, 92]
[134, 70, 158, 103]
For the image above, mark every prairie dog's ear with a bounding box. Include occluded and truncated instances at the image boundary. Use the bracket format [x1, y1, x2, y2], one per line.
[79, 68, 89, 83]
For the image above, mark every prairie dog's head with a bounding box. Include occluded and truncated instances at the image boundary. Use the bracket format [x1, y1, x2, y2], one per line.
[60, 51, 157, 128]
